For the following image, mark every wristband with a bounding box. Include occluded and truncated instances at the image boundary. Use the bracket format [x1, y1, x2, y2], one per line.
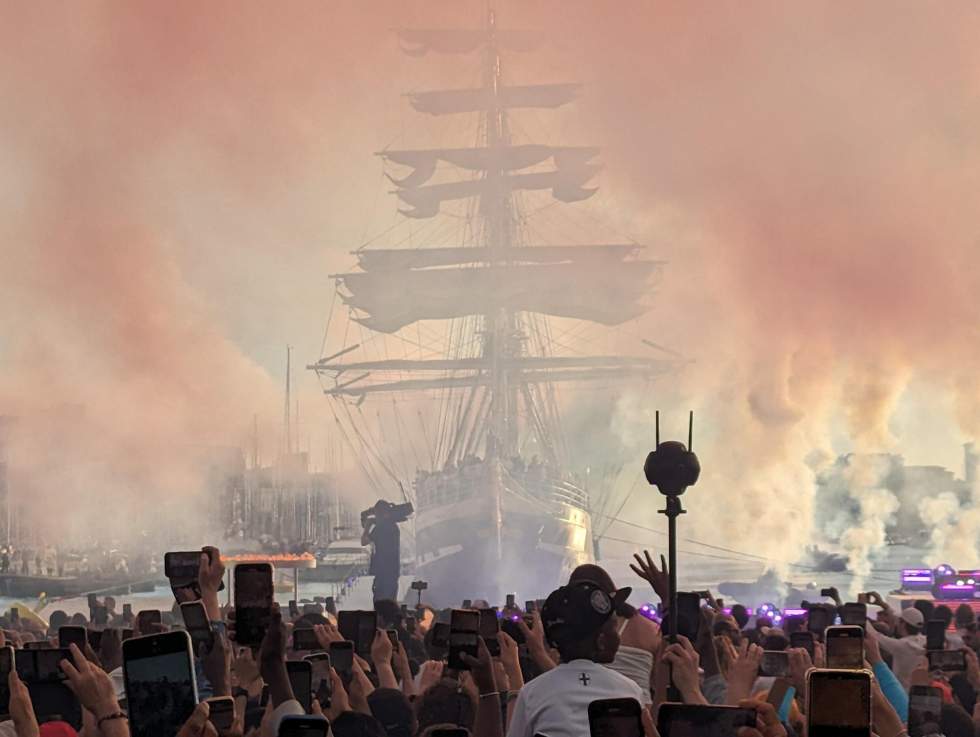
[97, 712, 128, 728]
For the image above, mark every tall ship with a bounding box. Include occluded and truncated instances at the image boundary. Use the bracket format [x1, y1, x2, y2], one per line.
[309, 10, 676, 605]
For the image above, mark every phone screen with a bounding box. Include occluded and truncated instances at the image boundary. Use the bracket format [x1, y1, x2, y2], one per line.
[17, 648, 81, 728]
[808, 670, 871, 737]
[449, 609, 479, 670]
[305, 653, 332, 708]
[293, 628, 319, 651]
[92, 605, 108, 626]
[841, 604, 867, 631]
[928, 649, 966, 672]
[123, 632, 198, 737]
[329, 642, 354, 676]
[908, 686, 943, 737]
[588, 698, 643, 737]
[278, 715, 330, 737]
[760, 651, 790, 677]
[826, 627, 865, 669]
[808, 606, 831, 637]
[479, 609, 500, 657]
[674, 592, 701, 642]
[180, 602, 214, 651]
[207, 697, 235, 732]
[926, 620, 947, 651]
[287, 661, 312, 714]
[233, 564, 273, 646]
[790, 631, 815, 658]
[356, 612, 378, 659]
[136, 610, 161, 636]
[59, 626, 87, 650]
[657, 704, 756, 737]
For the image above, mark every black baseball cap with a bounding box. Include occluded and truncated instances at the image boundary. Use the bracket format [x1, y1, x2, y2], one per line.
[541, 580, 631, 646]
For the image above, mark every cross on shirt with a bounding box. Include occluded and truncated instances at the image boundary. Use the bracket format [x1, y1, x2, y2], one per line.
[579, 672, 591, 686]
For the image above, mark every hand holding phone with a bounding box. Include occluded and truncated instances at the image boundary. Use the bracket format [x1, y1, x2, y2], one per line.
[448, 609, 479, 670]
[826, 626, 865, 670]
[589, 697, 643, 737]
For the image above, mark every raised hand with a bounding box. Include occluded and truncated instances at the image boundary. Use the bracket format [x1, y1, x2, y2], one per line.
[177, 701, 218, 737]
[312, 622, 342, 650]
[202, 630, 233, 697]
[726, 640, 763, 705]
[630, 550, 670, 604]
[370, 628, 393, 666]
[661, 635, 704, 704]
[9, 670, 39, 737]
[59, 643, 122, 720]
[736, 700, 787, 737]
[199, 547, 226, 622]
[497, 630, 524, 690]
[460, 637, 497, 694]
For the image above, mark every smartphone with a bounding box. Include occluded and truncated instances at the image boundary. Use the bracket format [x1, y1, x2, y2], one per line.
[87, 630, 103, 650]
[233, 563, 273, 646]
[278, 715, 330, 737]
[588, 697, 643, 737]
[206, 696, 235, 732]
[657, 703, 756, 737]
[23, 642, 49, 650]
[356, 612, 378, 659]
[328, 641, 354, 677]
[760, 650, 790, 677]
[928, 649, 966, 672]
[790, 631, 815, 659]
[506, 594, 516, 608]
[430, 621, 451, 659]
[0, 646, 13, 717]
[179, 601, 214, 651]
[136, 610, 161, 636]
[122, 603, 133, 623]
[59, 626, 87, 650]
[123, 631, 198, 737]
[525, 600, 536, 613]
[449, 609, 480, 670]
[806, 668, 871, 737]
[164, 550, 224, 591]
[807, 605, 832, 639]
[479, 608, 500, 657]
[462, 599, 472, 609]
[92, 605, 108, 626]
[293, 627, 319, 652]
[826, 626, 865, 669]
[337, 610, 377, 659]
[386, 629, 400, 653]
[87, 594, 97, 611]
[674, 591, 701, 642]
[8, 609, 18, 625]
[304, 652, 332, 709]
[16, 647, 81, 729]
[288, 600, 299, 618]
[499, 615, 525, 646]
[286, 660, 312, 714]
[840, 603, 867, 632]
[926, 619, 947, 651]
[908, 685, 943, 737]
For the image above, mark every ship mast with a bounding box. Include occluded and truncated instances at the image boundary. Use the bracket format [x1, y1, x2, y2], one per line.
[484, 8, 516, 460]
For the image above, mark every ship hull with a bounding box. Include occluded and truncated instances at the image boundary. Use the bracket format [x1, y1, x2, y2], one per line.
[414, 462, 592, 606]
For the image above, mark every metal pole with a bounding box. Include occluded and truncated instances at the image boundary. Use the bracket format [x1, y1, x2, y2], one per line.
[294, 567, 300, 604]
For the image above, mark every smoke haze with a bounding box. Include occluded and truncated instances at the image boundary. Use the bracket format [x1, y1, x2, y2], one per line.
[1, 2, 980, 574]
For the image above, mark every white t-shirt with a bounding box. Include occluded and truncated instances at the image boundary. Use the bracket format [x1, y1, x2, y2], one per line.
[506, 659, 645, 737]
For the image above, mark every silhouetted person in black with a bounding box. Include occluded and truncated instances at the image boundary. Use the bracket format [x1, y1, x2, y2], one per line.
[362, 501, 401, 602]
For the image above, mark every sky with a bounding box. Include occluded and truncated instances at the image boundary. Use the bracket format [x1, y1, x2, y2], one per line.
[1, 1, 980, 572]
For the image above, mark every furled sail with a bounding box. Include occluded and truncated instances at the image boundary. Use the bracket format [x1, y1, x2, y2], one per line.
[396, 29, 542, 57]
[394, 164, 600, 217]
[380, 145, 599, 187]
[353, 244, 643, 272]
[408, 84, 580, 115]
[336, 260, 659, 333]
